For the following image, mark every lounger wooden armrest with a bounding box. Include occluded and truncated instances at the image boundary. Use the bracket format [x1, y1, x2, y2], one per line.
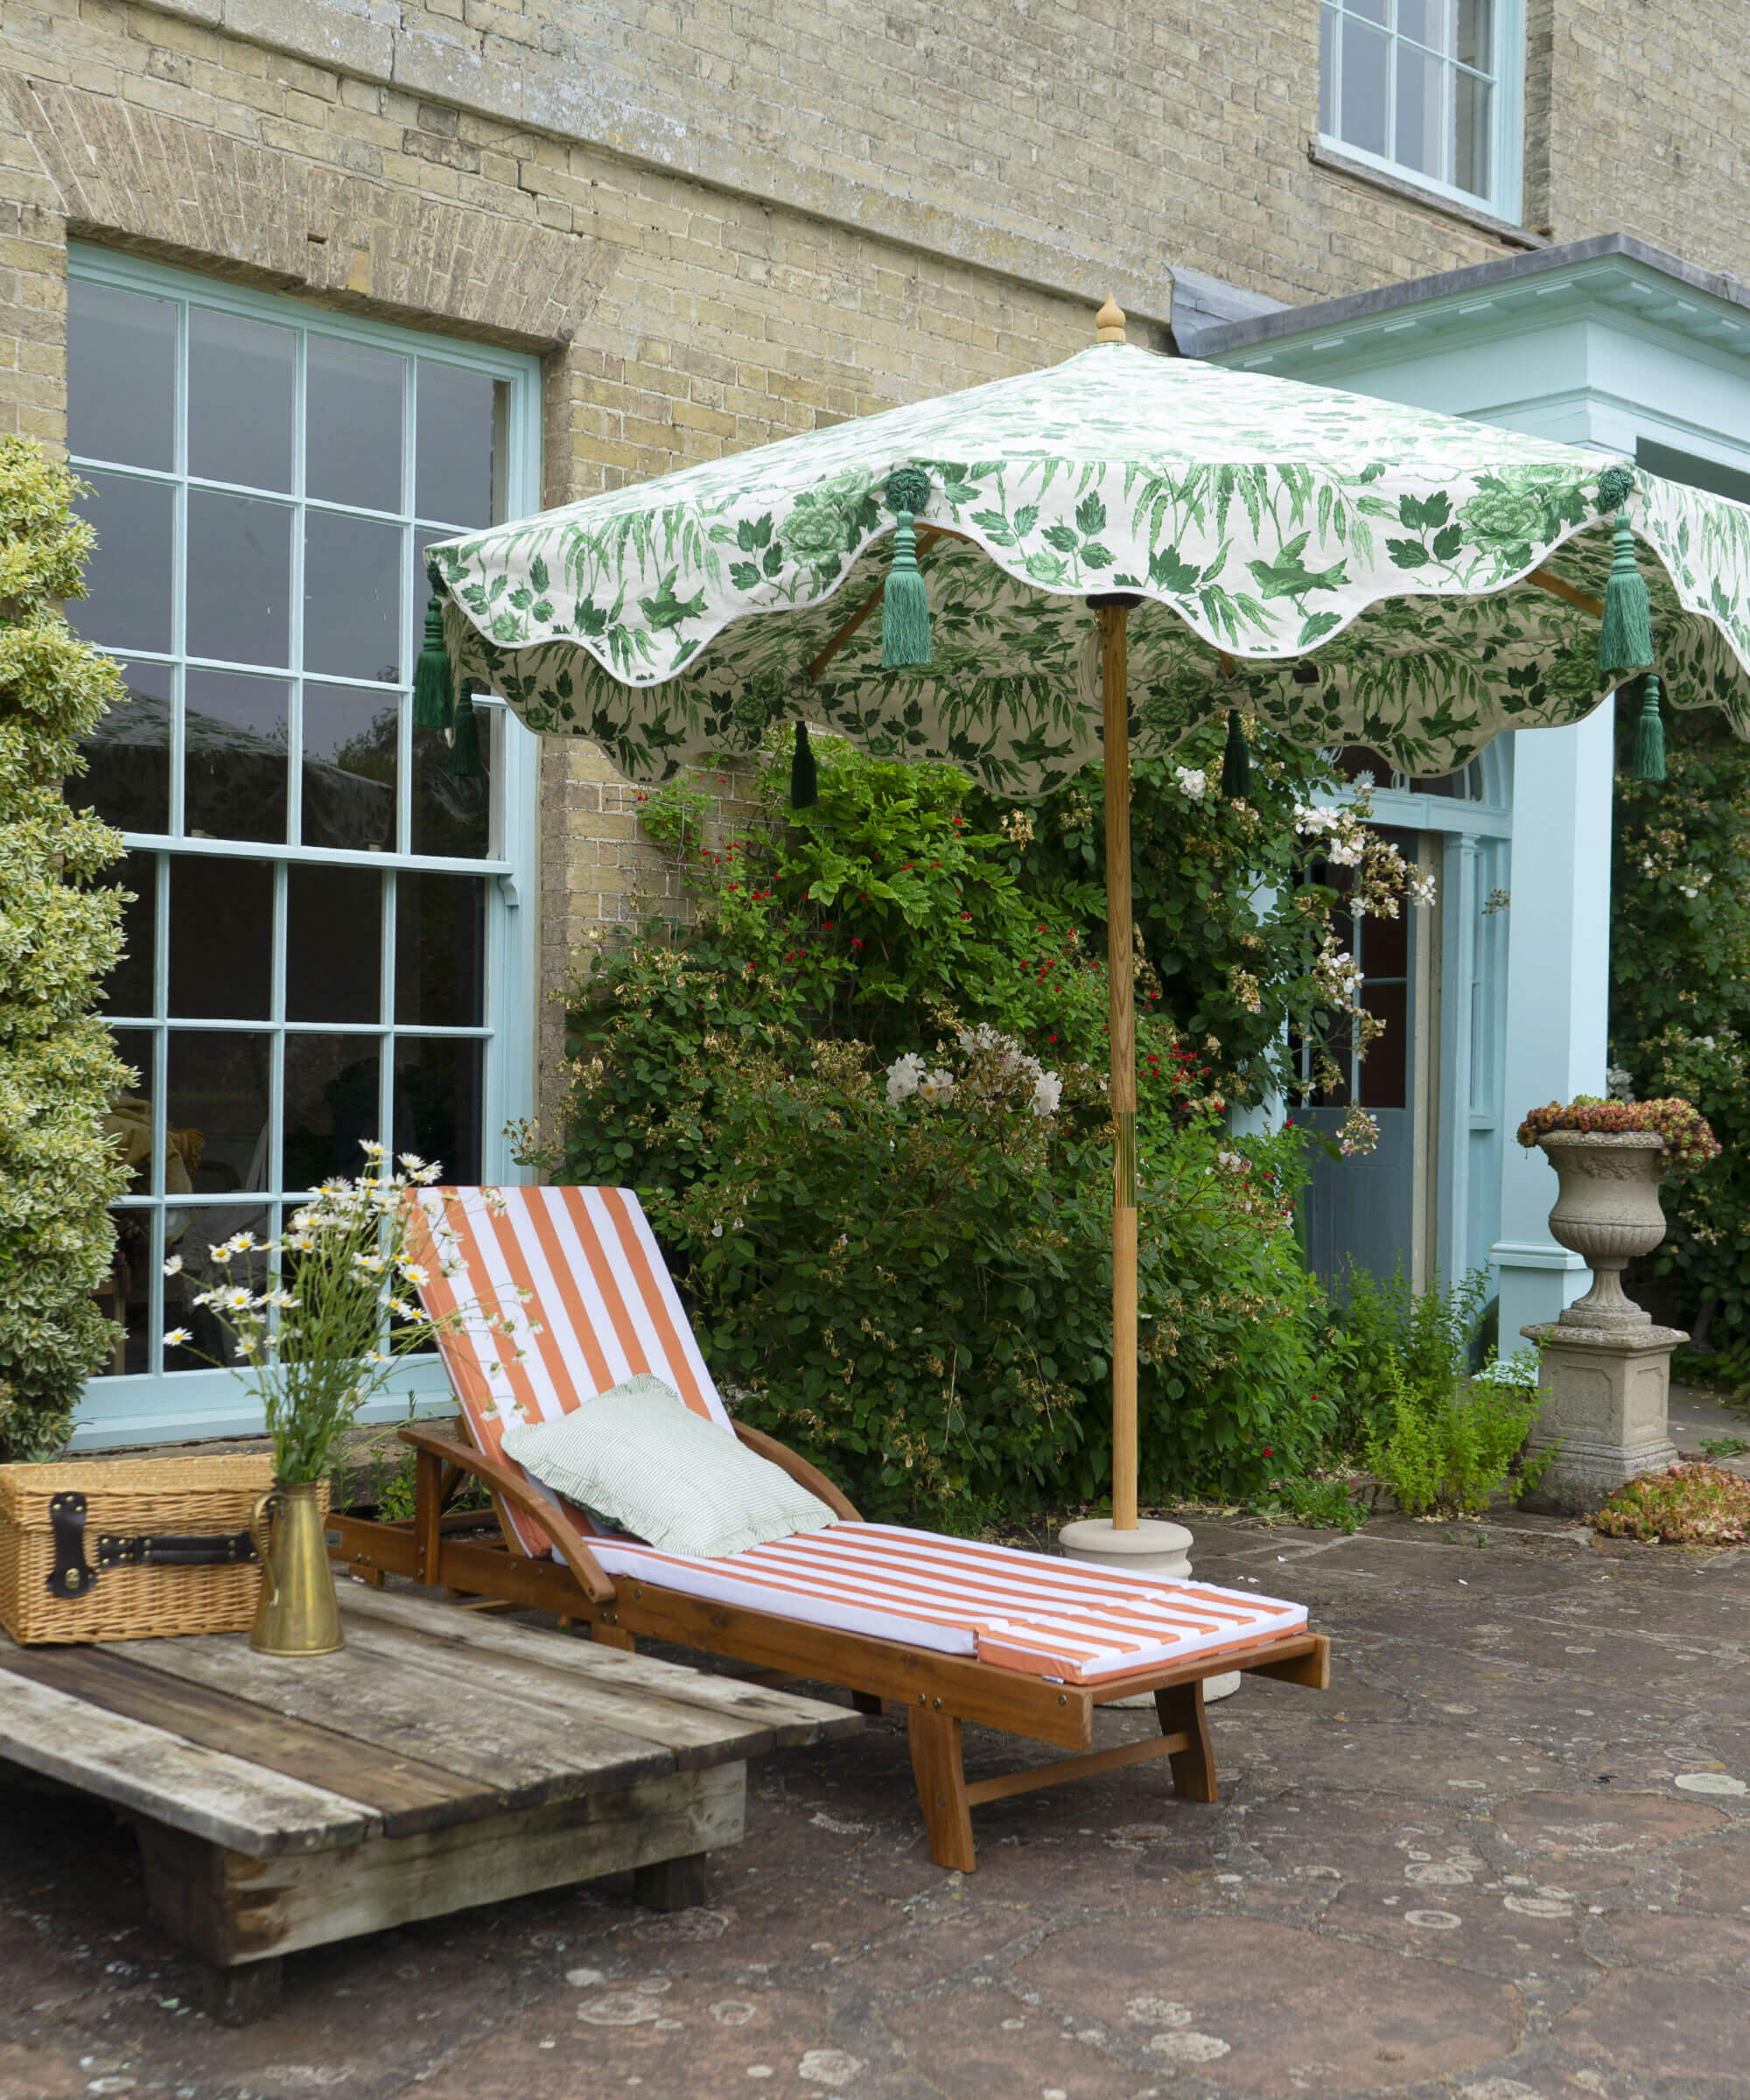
[395, 1422, 618, 1604]
[732, 1421, 864, 1522]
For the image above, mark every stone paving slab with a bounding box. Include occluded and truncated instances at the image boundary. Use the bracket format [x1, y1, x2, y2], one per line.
[3, 1511, 1747, 2098]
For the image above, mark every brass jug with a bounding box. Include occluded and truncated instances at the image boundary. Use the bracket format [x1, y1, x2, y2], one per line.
[248, 1482, 344, 1656]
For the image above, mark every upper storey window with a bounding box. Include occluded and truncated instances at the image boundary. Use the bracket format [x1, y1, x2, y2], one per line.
[1319, 0, 1522, 220]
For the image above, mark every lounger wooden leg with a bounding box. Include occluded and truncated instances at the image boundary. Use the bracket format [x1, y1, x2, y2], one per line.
[634, 1852, 709, 1913]
[1155, 1678, 1217, 1803]
[907, 1707, 976, 1873]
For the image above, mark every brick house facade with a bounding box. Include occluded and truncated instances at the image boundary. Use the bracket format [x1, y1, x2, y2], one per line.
[6, 3, 1748, 1438]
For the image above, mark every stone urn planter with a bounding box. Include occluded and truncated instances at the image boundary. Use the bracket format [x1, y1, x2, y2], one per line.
[1536, 1129, 1670, 1331]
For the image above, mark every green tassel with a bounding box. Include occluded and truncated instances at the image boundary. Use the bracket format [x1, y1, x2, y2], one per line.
[1630, 674, 1666, 784]
[881, 512, 931, 669]
[446, 691, 484, 780]
[789, 720, 818, 808]
[413, 565, 454, 732]
[1221, 707, 1250, 798]
[1597, 512, 1653, 676]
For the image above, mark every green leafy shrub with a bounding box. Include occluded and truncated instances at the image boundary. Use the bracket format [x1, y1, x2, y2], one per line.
[542, 738, 1336, 1522]
[0, 440, 131, 1459]
[1321, 1260, 1494, 1453]
[1363, 1355, 1550, 1516]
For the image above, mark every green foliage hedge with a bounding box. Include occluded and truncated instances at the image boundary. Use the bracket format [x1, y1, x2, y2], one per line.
[0, 440, 131, 1459]
[542, 737, 1340, 1523]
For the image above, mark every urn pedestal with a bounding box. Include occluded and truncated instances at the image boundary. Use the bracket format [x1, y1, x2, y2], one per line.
[1520, 1131, 1685, 1514]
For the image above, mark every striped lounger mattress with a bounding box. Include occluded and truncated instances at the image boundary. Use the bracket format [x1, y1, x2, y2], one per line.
[412, 1182, 1307, 1687]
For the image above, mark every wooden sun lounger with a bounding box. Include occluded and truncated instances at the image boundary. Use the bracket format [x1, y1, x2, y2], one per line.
[330, 1186, 1329, 1872]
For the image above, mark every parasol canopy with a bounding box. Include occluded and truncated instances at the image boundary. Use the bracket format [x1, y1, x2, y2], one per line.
[424, 303, 1750, 1536]
[425, 331, 1750, 792]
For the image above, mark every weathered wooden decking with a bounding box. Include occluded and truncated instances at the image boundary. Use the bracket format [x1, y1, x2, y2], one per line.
[0, 1582, 858, 2021]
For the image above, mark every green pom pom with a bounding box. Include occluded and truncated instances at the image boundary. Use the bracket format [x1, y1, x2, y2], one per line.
[881, 512, 931, 669]
[1598, 513, 1653, 676]
[412, 567, 454, 731]
[1630, 674, 1666, 785]
[446, 691, 484, 780]
[1596, 463, 1635, 514]
[1221, 707, 1250, 798]
[885, 466, 931, 517]
[790, 720, 818, 808]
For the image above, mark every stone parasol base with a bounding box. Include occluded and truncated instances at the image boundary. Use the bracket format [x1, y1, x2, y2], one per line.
[1517, 1316, 1687, 1515]
[1058, 1516, 1241, 1704]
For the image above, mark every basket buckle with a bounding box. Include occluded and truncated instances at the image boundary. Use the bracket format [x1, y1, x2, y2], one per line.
[46, 1492, 97, 1600]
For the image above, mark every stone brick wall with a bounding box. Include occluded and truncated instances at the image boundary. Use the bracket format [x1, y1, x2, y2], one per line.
[1525, 0, 1750, 276]
[5, 0, 1748, 1147]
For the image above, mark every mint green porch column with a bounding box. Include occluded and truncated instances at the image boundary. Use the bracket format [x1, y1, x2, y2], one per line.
[1489, 703, 1617, 1342]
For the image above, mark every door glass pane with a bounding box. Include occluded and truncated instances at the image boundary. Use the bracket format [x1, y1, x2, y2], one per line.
[303, 512, 402, 682]
[188, 307, 295, 494]
[167, 1030, 274, 1198]
[68, 472, 174, 653]
[186, 491, 291, 668]
[395, 1039, 483, 1184]
[1340, 20, 1391, 157]
[287, 865, 383, 1024]
[71, 659, 172, 836]
[1395, 45, 1446, 178]
[396, 874, 486, 1026]
[416, 364, 502, 527]
[67, 280, 177, 472]
[184, 670, 290, 844]
[102, 852, 158, 1018]
[307, 337, 404, 512]
[168, 856, 273, 1019]
[302, 683, 398, 851]
[283, 1035, 381, 1192]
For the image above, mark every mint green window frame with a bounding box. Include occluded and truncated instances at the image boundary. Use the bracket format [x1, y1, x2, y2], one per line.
[66, 244, 542, 1450]
[1318, 0, 1525, 222]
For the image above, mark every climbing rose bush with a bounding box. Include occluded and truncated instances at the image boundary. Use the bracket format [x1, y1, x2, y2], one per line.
[1516, 1094, 1720, 1176]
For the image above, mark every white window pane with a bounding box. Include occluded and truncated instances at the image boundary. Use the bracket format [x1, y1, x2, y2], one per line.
[1455, 68, 1492, 197]
[1345, 0, 1387, 24]
[1340, 19, 1391, 158]
[183, 668, 290, 844]
[286, 864, 384, 1026]
[165, 1202, 275, 1371]
[1320, 4, 1337, 133]
[394, 1039, 484, 1184]
[186, 491, 292, 668]
[67, 280, 177, 472]
[307, 336, 404, 512]
[304, 512, 403, 682]
[101, 851, 158, 1018]
[283, 1034, 382, 1191]
[416, 362, 503, 528]
[168, 855, 273, 1019]
[189, 308, 295, 494]
[1456, 0, 1492, 71]
[302, 682, 398, 851]
[1395, 45, 1446, 179]
[69, 472, 174, 654]
[167, 1033, 273, 1195]
[74, 660, 172, 836]
[396, 874, 486, 1026]
[1396, 0, 1449, 52]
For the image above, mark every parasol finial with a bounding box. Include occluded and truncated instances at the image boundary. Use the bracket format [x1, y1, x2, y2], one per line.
[1095, 295, 1126, 344]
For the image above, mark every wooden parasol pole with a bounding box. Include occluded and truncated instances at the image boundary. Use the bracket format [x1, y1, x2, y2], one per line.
[1096, 596, 1138, 1530]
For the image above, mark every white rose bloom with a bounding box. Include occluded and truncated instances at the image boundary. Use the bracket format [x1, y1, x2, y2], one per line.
[886, 1052, 927, 1105]
[1174, 765, 1208, 801]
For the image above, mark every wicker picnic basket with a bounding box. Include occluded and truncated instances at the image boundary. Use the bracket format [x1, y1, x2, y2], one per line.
[0, 1454, 280, 1645]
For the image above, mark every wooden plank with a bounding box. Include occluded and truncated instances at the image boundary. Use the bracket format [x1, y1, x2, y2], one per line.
[0, 1644, 501, 1839]
[337, 1585, 861, 1750]
[962, 1730, 1192, 1809]
[0, 1669, 371, 1856]
[130, 1761, 745, 1965]
[105, 1628, 678, 1809]
[1086, 1631, 1327, 1703]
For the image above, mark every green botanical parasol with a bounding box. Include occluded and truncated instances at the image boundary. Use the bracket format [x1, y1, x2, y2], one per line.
[424, 298, 1750, 1532]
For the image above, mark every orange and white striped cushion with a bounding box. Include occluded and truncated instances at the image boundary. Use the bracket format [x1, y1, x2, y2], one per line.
[408, 1186, 1307, 1683]
[589, 1524, 1306, 1684]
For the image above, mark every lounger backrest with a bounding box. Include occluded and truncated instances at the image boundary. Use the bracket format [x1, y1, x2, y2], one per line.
[410, 1185, 731, 1555]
